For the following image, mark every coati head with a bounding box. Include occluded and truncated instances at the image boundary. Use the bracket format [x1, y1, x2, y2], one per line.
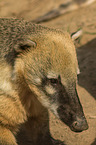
[15, 28, 88, 132]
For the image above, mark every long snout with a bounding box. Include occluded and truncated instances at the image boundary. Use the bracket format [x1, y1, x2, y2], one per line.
[70, 116, 89, 132]
[57, 104, 88, 133]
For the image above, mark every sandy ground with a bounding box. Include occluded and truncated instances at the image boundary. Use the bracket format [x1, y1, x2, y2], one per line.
[0, 0, 96, 145]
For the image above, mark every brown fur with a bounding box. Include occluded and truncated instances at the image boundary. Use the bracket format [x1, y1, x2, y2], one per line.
[0, 18, 88, 145]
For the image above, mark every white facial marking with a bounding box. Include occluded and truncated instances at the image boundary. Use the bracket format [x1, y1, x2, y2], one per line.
[47, 71, 58, 79]
[34, 78, 42, 85]
[50, 103, 59, 118]
[45, 85, 56, 95]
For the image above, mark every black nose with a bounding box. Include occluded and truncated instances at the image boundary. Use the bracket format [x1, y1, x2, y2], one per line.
[71, 117, 89, 132]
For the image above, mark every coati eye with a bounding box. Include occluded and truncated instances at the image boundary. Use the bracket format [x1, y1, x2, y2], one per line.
[49, 76, 61, 85]
[49, 78, 58, 85]
[45, 73, 61, 86]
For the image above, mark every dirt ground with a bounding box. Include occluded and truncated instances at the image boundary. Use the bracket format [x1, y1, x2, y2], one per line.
[0, 0, 96, 145]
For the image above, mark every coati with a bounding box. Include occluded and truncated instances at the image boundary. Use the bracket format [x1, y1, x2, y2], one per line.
[0, 18, 88, 145]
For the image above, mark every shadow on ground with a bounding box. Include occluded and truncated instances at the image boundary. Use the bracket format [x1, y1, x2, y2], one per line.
[77, 38, 96, 100]
[91, 138, 96, 145]
[16, 110, 66, 145]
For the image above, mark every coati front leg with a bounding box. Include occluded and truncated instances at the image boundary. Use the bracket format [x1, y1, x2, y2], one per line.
[0, 91, 27, 145]
[0, 126, 17, 145]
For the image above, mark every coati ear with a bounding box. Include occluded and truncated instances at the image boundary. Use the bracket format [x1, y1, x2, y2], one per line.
[14, 39, 37, 53]
[77, 67, 80, 75]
